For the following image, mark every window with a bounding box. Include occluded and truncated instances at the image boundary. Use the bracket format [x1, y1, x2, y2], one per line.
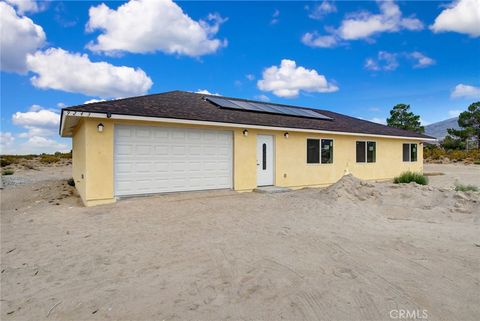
[262, 143, 267, 169]
[356, 141, 366, 162]
[403, 143, 418, 162]
[403, 144, 410, 162]
[321, 139, 333, 164]
[356, 141, 376, 163]
[367, 141, 376, 163]
[307, 139, 320, 164]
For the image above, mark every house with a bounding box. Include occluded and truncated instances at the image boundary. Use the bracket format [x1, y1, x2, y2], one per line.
[59, 90, 435, 206]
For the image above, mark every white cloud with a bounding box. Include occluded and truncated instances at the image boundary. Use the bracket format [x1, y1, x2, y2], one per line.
[26, 48, 153, 98]
[0, 132, 15, 153]
[364, 51, 399, 71]
[448, 110, 462, 117]
[25, 136, 67, 150]
[257, 59, 339, 98]
[369, 107, 381, 112]
[246, 74, 255, 81]
[195, 89, 221, 96]
[302, 1, 422, 49]
[431, 0, 480, 37]
[12, 106, 60, 139]
[0, 2, 46, 73]
[4, 0, 44, 15]
[86, 0, 227, 56]
[302, 32, 339, 48]
[271, 9, 280, 25]
[451, 84, 480, 98]
[370, 117, 386, 124]
[255, 94, 270, 102]
[6, 106, 70, 154]
[84, 98, 107, 104]
[408, 51, 436, 68]
[339, 0, 423, 40]
[307, 1, 337, 20]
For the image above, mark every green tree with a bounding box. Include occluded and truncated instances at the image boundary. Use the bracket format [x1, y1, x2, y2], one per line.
[445, 101, 480, 150]
[386, 104, 424, 133]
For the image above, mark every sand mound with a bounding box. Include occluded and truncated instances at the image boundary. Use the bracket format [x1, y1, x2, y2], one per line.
[323, 174, 380, 201]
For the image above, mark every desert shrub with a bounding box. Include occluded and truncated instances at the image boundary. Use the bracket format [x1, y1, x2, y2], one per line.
[394, 171, 428, 185]
[424, 145, 480, 163]
[455, 184, 479, 192]
[2, 169, 14, 175]
[423, 145, 445, 160]
[55, 151, 72, 159]
[39, 155, 61, 164]
[0, 156, 17, 167]
[474, 160, 480, 165]
[67, 178, 75, 187]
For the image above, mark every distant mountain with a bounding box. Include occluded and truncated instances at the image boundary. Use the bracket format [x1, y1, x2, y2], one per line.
[425, 117, 460, 140]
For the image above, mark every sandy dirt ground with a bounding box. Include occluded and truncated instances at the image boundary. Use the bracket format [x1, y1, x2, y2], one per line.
[424, 163, 480, 189]
[1, 164, 479, 321]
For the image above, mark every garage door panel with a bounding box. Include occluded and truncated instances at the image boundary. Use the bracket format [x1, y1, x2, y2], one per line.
[115, 125, 232, 196]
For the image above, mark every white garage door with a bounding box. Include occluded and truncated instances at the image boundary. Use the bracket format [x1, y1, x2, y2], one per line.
[114, 125, 233, 196]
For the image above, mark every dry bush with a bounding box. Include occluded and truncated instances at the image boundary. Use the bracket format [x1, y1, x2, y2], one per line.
[39, 155, 61, 164]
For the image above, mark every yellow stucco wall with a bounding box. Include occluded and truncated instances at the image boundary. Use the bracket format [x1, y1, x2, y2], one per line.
[72, 119, 86, 202]
[71, 118, 424, 206]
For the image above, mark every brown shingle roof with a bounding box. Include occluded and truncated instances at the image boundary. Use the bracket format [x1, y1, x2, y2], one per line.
[63, 90, 434, 139]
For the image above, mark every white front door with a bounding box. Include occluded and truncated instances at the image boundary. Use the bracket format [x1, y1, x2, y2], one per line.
[256, 135, 274, 186]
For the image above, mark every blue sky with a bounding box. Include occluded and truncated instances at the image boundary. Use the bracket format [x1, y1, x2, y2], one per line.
[1, 0, 479, 154]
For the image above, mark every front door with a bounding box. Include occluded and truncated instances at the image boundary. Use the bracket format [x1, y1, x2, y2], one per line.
[256, 135, 274, 186]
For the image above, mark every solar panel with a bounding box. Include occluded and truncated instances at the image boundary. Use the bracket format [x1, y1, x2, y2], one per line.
[205, 97, 332, 120]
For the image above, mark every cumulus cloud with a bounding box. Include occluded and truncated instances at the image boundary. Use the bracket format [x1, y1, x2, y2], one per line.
[302, 1, 423, 48]
[245, 74, 255, 81]
[86, 0, 227, 56]
[431, 0, 480, 37]
[26, 48, 153, 98]
[408, 51, 436, 68]
[306, 1, 337, 20]
[451, 84, 480, 98]
[338, 0, 423, 40]
[25, 136, 68, 150]
[12, 106, 60, 138]
[0, 132, 15, 153]
[364, 51, 399, 71]
[84, 98, 107, 104]
[0, 2, 46, 73]
[4, 0, 44, 15]
[195, 89, 221, 96]
[365, 51, 435, 71]
[302, 32, 339, 48]
[257, 59, 339, 98]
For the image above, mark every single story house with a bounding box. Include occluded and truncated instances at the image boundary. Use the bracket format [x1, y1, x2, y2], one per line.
[59, 90, 435, 206]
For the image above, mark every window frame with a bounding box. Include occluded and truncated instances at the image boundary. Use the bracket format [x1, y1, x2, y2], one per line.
[320, 138, 334, 164]
[306, 137, 335, 165]
[402, 143, 418, 162]
[306, 138, 320, 164]
[356, 140, 377, 164]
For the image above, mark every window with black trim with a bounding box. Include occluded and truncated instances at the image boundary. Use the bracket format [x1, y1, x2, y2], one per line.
[356, 141, 366, 162]
[367, 141, 376, 163]
[403, 143, 418, 162]
[321, 139, 333, 164]
[356, 141, 376, 163]
[307, 139, 320, 164]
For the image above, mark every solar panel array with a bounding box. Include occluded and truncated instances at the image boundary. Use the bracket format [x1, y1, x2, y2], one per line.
[205, 97, 332, 120]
